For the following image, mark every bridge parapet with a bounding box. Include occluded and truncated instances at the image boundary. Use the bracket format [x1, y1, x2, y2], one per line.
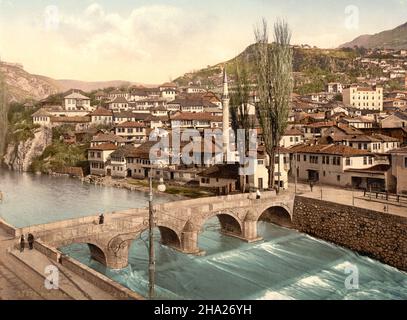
[14, 191, 293, 269]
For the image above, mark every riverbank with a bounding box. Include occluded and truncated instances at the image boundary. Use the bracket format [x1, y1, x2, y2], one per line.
[83, 175, 216, 200]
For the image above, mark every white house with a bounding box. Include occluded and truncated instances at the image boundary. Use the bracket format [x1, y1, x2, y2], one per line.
[343, 86, 383, 111]
[64, 91, 91, 111]
[109, 96, 129, 112]
[290, 144, 390, 191]
[88, 143, 117, 176]
[32, 109, 52, 126]
[114, 121, 148, 145]
[170, 112, 223, 130]
[280, 128, 304, 148]
[90, 107, 113, 126]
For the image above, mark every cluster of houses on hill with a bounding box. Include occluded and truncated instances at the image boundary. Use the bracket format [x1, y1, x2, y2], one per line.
[30, 71, 407, 195]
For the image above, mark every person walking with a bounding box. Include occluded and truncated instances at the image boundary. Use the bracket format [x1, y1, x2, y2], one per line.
[309, 181, 314, 192]
[27, 233, 34, 250]
[99, 213, 104, 225]
[256, 189, 261, 200]
[19, 235, 25, 253]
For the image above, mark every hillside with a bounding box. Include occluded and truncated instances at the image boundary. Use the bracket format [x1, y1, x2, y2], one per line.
[0, 62, 61, 102]
[56, 79, 132, 92]
[340, 22, 407, 49]
[0, 61, 156, 103]
[175, 43, 358, 93]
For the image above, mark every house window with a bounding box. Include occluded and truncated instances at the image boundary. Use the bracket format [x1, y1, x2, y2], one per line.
[310, 156, 318, 164]
[405, 157, 407, 168]
[363, 157, 367, 165]
[337, 175, 341, 182]
[346, 158, 351, 166]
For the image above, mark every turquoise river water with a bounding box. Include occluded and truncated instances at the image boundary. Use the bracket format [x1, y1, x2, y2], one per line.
[1, 169, 407, 300]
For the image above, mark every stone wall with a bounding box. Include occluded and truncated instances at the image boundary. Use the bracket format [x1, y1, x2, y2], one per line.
[60, 255, 143, 300]
[293, 196, 407, 271]
[0, 217, 16, 236]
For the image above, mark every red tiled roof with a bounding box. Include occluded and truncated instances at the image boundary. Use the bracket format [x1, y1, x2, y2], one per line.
[51, 116, 90, 123]
[110, 96, 129, 104]
[305, 121, 335, 128]
[289, 144, 372, 156]
[171, 112, 222, 122]
[284, 128, 303, 136]
[90, 107, 113, 117]
[115, 121, 146, 128]
[88, 143, 117, 151]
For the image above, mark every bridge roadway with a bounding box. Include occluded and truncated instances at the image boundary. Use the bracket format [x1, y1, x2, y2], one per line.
[15, 191, 295, 269]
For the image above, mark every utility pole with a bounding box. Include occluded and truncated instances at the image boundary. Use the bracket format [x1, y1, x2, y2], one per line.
[352, 188, 355, 207]
[148, 170, 155, 300]
[294, 152, 297, 195]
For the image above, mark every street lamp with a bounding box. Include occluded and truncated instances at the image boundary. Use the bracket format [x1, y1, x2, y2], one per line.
[148, 170, 155, 300]
[148, 163, 166, 300]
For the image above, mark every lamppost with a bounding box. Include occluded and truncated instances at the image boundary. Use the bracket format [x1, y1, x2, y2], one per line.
[148, 163, 166, 300]
[148, 170, 155, 300]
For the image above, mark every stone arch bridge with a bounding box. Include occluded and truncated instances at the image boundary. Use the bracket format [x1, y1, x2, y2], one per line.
[17, 191, 295, 269]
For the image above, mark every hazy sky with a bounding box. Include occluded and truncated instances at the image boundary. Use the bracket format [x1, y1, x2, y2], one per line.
[0, 0, 406, 83]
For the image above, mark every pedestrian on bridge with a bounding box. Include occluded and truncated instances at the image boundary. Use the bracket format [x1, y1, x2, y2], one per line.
[19, 235, 25, 253]
[28, 233, 34, 250]
[99, 213, 105, 225]
[256, 189, 261, 200]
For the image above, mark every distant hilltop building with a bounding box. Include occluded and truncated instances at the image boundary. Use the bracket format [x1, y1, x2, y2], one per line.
[343, 85, 383, 112]
[0, 61, 24, 69]
[326, 82, 343, 94]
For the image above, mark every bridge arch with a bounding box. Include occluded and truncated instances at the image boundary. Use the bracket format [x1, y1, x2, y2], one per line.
[57, 239, 109, 267]
[88, 243, 108, 266]
[129, 222, 183, 251]
[195, 211, 243, 238]
[156, 226, 181, 248]
[257, 205, 293, 228]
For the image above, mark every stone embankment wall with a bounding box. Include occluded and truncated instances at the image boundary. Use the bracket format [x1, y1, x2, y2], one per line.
[33, 239, 143, 300]
[293, 196, 407, 272]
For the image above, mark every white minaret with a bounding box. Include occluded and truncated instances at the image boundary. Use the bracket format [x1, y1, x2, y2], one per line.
[222, 67, 230, 161]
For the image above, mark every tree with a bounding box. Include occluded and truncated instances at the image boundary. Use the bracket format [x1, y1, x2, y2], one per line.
[230, 62, 255, 192]
[0, 63, 9, 157]
[254, 18, 294, 191]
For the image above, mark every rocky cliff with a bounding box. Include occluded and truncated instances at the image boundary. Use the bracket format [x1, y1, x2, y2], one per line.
[3, 126, 52, 172]
[0, 62, 60, 103]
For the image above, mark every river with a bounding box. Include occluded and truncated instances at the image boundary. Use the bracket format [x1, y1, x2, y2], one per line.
[1, 169, 407, 300]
